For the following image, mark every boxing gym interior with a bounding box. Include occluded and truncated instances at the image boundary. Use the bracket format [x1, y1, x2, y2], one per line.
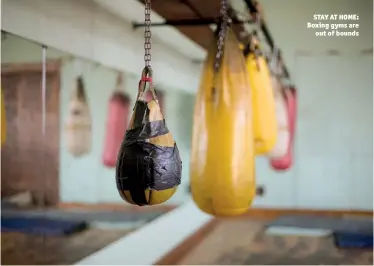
[1, 0, 373, 265]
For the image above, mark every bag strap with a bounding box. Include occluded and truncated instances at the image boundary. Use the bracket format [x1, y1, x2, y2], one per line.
[76, 76, 87, 102]
[115, 72, 126, 93]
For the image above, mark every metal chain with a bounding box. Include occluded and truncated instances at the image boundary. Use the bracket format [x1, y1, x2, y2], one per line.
[214, 0, 230, 72]
[270, 46, 279, 76]
[144, 0, 152, 68]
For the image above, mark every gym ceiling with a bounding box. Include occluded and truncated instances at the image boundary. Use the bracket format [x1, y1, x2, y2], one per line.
[137, 0, 250, 50]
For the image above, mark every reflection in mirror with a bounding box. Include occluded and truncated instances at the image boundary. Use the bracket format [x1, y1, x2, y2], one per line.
[1, 32, 195, 265]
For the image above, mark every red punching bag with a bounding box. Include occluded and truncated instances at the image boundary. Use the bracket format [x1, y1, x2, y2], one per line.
[270, 86, 297, 170]
[102, 73, 130, 167]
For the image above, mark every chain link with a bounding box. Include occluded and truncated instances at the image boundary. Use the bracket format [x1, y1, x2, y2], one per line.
[214, 0, 230, 72]
[144, 0, 152, 68]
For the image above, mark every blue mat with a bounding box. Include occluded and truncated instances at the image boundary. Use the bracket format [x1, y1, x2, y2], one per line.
[334, 231, 373, 248]
[1, 216, 87, 236]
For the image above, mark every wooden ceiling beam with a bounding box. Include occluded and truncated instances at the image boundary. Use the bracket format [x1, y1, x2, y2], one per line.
[138, 0, 248, 50]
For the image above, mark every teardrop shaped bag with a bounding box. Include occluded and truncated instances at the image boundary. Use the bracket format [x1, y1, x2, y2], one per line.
[102, 74, 131, 167]
[267, 77, 289, 159]
[116, 68, 182, 206]
[1, 88, 6, 146]
[64, 76, 92, 157]
[271, 87, 297, 170]
[190, 28, 256, 217]
[244, 42, 277, 155]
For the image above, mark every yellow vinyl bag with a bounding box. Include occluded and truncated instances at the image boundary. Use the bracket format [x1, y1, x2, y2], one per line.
[190, 29, 256, 217]
[245, 49, 277, 155]
[1, 88, 6, 146]
[64, 76, 92, 157]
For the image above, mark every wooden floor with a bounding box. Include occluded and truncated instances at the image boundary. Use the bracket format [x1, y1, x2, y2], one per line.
[1, 228, 131, 265]
[179, 218, 373, 265]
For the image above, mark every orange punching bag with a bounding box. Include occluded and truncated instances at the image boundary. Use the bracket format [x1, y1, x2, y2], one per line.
[102, 73, 130, 167]
[271, 87, 297, 170]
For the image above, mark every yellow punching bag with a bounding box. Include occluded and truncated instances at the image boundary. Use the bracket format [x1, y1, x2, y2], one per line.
[190, 28, 256, 217]
[1, 88, 6, 146]
[244, 44, 277, 155]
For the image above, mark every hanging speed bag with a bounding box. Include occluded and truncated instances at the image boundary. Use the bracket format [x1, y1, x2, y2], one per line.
[267, 77, 289, 159]
[271, 87, 297, 170]
[1, 88, 6, 146]
[116, 98, 182, 206]
[102, 91, 130, 167]
[64, 76, 92, 157]
[245, 51, 277, 155]
[190, 29, 256, 217]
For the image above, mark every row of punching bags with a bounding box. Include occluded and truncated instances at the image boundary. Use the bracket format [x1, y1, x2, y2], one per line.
[105, 28, 297, 215]
[1, 38, 296, 218]
[189, 29, 298, 216]
[64, 74, 162, 164]
[62, 32, 297, 216]
[63, 31, 298, 216]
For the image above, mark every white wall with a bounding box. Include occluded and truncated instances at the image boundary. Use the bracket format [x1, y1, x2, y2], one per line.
[258, 0, 373, 74]
[294, 54, 372, 210]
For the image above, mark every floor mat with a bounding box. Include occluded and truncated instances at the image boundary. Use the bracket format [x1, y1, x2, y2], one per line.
[1, 208, 165, 223]
[334, 232, 373, 249]
[267, 215, 373, 234]
[265, 226, 332, 237]
[1, 216, 87, 236]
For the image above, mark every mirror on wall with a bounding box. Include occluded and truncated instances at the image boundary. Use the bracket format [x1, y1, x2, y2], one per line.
[1, 32, 195, 265]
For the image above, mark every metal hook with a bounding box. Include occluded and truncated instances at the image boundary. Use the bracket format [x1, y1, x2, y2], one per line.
[142, 66, 159, 104]
[271, 46, 279, 74]
[135, 65, 159, 106]
[138, 66, 153, 95]
[41, 45, 47, 136]
[256, 11, 262, 31]
[249, 33, 261, 71]
[116, 72, 124, 86]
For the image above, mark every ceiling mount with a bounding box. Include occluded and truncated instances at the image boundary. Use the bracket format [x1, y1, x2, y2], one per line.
[132, 17, 253, 28]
